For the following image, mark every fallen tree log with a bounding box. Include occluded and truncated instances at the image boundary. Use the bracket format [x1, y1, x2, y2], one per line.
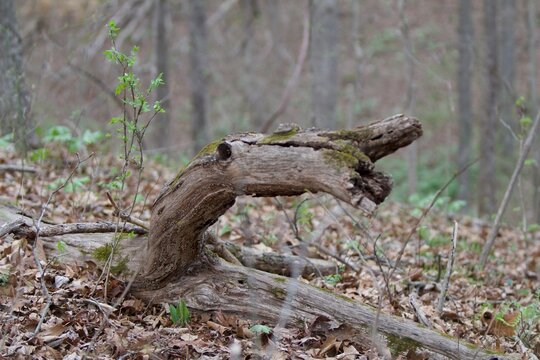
[0, 115, 511, 359]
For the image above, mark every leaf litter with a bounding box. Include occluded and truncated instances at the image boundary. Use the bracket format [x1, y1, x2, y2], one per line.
[0, 147, 539, 359]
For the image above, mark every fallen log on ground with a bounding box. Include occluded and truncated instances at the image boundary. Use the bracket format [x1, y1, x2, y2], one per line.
[0, 115, 511, 359]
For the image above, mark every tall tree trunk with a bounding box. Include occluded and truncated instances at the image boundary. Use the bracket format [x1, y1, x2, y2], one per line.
[498, 0, 516, 165]
[152, 0, 171, 152]
[0, 0, 36, 153]
[528, 0, 540, 223]
[348, 0, 365, 128]
[240, 0, 264, 130]
[479, 0, 498, 216]
[398, 0, 417, 194]
[189, 0, 210, 155]
[456, 0, 474, 204]
[309, 0, 339, 129]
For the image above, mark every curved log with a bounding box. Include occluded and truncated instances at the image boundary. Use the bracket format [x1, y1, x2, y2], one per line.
[136, 114, 421, 290]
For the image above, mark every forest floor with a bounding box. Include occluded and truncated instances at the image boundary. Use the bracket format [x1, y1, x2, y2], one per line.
[0, 147, 539, 359]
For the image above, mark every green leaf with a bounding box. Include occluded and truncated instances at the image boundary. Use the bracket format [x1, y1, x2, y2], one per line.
[524, 158, 537, 167]
[169, 304, 180, 324]
[107, 20, 120, 40]
[109, 116, 123, 125]
[44, 126, 73, 143]
[148, 73, 165, 93]
[56, 240, 67, 254]
[0, 133, 14, 149]
[418, 226, 430, 241]
[30, 148, 50, 162]
[250, 324, 271, 335]
[220, 223, 232, 236]
[520, 116, 532, 127]
[527, 223, 540, 233]
[178, 299, 190, 326]
[82, 130, 104, 145]
[324, 274, 342, 286]
[153, 100, 165, 113]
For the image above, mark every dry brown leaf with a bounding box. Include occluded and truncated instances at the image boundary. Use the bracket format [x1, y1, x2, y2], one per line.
[207, 320, 227, 334]
[481, 309, 519, 337]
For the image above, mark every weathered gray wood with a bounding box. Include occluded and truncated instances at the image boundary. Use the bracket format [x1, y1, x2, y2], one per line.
[138, 114, 421, 291]
[223, 241, 338, 277]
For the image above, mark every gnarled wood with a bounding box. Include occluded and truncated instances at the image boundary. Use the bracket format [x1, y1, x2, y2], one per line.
[137, 114, 421, 291]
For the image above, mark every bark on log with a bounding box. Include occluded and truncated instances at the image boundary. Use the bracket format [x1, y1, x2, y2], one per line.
[0, 116, 513, 358]
[222, 241, 338, 277]
[137, 114, 420, 290]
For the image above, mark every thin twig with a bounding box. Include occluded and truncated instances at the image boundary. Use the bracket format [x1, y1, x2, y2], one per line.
[479, 110, 540, 268]
[31, 153, 93, 336]
[409, 291, 432, 328]
[106, 191, 149, 230]
[389, 159, 478, 281]
[437, 221, 458, 313]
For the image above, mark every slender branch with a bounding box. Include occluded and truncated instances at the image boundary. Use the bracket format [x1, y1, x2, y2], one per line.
[409, 291, 432, 328]
[67, 62, 132, 121]
[106, 191, 150, 230]
[7, 220, 147, 239]
[437, 221, 458, 313]
[479, 110, 540, 268]
[31, 153, 93, 336]
[0, 164, 37, 173]
[389, 159, 478, 282]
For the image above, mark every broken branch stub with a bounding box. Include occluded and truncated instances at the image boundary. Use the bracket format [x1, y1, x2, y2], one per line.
[134, 114, 422, 291]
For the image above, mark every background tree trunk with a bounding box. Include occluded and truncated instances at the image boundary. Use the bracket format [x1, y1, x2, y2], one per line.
[152, 0, 171, 152]
[189, 0, 210, 155]
[347, 0, 365, 128]
[528, 0, 540, 223]
[398, 0, 418, 195]
[240, 0, 265, 130]
[479, 0, 498, 216]
[0, 0, 36, 153]
[498, 0, 516, 167]
[309, 0, 339, 129]
[456, 0, 474, 204]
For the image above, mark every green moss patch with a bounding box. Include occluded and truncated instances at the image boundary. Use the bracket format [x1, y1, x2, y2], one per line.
[386, 333, 422, 356]
[259, 125, 299, 144]
[93, 243, 113, 262]
[326, 128, 374, 143]
[271, 287, 287, 299]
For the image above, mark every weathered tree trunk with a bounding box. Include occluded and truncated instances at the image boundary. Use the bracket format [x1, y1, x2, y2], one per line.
[1, 115, 511, 358]
[310, 0, 339, 129]
[479, 0, 498, 216]
[0, 0, 36, 153]
[189, 0, 210, 155]
[456, 0, 474, 204]
[135, 115, 417, 290]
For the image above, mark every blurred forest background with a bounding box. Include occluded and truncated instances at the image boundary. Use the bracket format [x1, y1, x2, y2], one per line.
[1, 0, 540, 223]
